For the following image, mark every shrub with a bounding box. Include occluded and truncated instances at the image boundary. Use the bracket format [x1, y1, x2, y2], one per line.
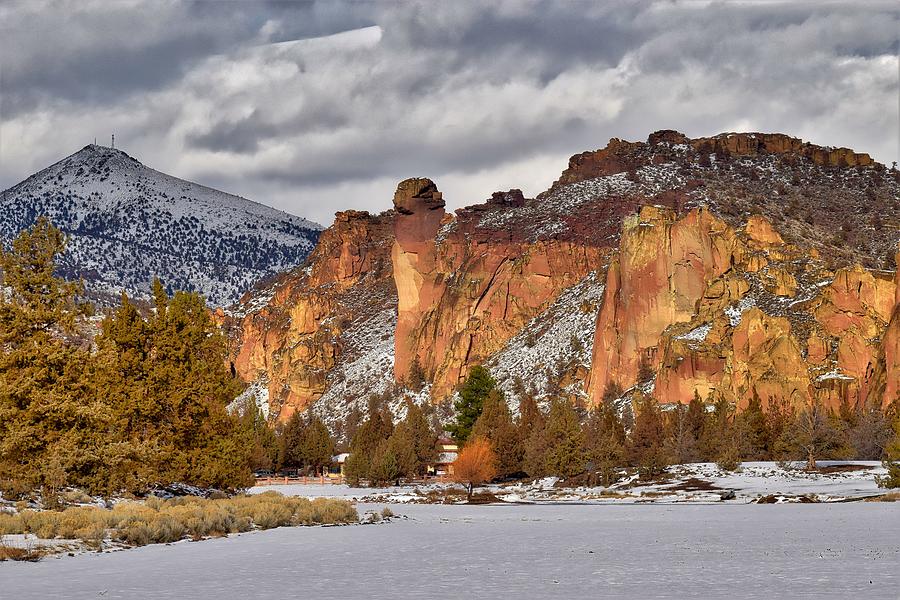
[0, 492, 357, 554]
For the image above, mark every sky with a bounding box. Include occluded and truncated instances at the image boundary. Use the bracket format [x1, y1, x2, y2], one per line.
[1, 0, 898, 226]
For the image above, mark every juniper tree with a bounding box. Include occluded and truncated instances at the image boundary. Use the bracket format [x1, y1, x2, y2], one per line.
[582, 393, 626, 486]
[448, 365, 496, 444]
[541, 398, 585, 478]
[472, 389, 522, 478]
[0, 219, 103, 497]
[627, 395, 669, 480]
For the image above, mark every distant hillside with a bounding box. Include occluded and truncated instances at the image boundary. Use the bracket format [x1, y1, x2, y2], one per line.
[0, 145, 322, 306]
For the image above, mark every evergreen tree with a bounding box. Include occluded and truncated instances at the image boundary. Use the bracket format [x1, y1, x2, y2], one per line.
[344, 394, 394, 486]
[735, 392, 769, 460]
[877, 400, 900, 488]
[663, 401, 700, 464]
[447, 365, 496, 444]
[0, 219, 104, 497]
[389, 401, 438, 478]
[472, 390, 522, 478]
[699, 393, 731, 461]
[686, 391, 707, 442]
[541, 398, 585, 478]
[406, 356, 427, 392]
[521, 399, 550, 478]
[627, 395, 669, 480]
[1, 221, 257, 496]
[582, 395, 626, 486]
[240, 399, 277, 471]
[299, 413, 336, 473]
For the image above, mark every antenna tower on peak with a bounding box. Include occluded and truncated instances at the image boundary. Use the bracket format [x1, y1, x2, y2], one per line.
[111, 134, 115, 149]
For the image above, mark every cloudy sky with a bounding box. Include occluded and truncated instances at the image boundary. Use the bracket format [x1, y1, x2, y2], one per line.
[1, 1, 898, 225]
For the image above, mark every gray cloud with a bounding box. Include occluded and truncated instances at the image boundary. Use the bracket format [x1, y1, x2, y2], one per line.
[1, 0, 897, 226]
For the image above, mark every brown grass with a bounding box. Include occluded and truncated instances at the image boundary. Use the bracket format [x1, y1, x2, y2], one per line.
[0, 540, 43, 562]
[0, 493, 358, 551]
[866, 492, 900, 502]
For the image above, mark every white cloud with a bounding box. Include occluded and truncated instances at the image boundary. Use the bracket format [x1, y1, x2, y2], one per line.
[1, 1, 897, 226]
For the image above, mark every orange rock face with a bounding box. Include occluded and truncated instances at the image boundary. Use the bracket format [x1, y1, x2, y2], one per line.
[221, 209, 396, 421]
[223, 129, 896, 424]
[392, 178, 609, 398]
[586, 206, 741, 401]
[586, 207, 898, 412]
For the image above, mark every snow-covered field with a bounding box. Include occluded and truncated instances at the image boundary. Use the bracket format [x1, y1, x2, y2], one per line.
[252, 461, 890, 505]
[2, 502, 897, 599]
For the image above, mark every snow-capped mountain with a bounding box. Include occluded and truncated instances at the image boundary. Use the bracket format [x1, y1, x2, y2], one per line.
[0, 145, 322, 306]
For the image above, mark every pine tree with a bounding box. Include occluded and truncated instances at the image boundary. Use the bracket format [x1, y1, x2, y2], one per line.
[699, 393, 731, 462]
[542, 398, 585, 478]
[521, 395, 549, 478]
[582, 395, 625, 486]
[407, 356, 427, 392]
[447, 365, 496, 444]
[344, 394, 395, 486]
[389, 401, 437, 478]
[686, 391, 707, 443]
[663, 401, 700, 464]
[472, 389, 522, 478]
[279, 412, 306, 469]
[735, 392, 769, 460]
[0, 219, 104, 497]
[299, 414, 336, 474]
[877, 400, 900, 488]
[627, 395, 669, 480]
[240, 399, 277, 471]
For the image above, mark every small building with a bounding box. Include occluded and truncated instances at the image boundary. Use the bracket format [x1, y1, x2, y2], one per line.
[428, 436, 459, 476]
[328, 452, 350, 479]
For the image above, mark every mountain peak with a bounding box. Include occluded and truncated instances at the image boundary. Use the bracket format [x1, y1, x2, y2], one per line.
[1, 146, 322, 306]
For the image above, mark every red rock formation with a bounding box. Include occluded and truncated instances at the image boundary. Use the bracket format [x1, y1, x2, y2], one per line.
[392, 179, 609, 398]
[222, 130, 896, 423]
[586, 206, 897, 412]
[221, 209, 395, 421]
[586, 206, 742, 402]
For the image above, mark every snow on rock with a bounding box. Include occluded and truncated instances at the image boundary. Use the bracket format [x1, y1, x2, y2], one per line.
[309, 307, 399, 430]
[675, 322, 712, 342]
[725, 295, 757, 327]
[487, 272, 604, 407]
[228, 379, 271, 420]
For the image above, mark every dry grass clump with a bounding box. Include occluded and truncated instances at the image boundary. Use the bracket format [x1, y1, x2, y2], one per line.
[0, 541, 42, 562]
[866, 492, 900, 502]
[0, 493, 357, 549]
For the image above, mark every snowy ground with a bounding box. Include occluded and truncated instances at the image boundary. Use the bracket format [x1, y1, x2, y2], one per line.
[252, 461, 890, 505]
[2, 502, 897, 599]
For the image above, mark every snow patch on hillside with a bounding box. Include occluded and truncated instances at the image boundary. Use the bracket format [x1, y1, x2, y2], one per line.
[488, 272, 605, 407]
[311, 307, 397, 429]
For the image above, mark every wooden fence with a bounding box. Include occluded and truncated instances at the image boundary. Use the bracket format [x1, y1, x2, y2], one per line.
[254, 474, 451, 487]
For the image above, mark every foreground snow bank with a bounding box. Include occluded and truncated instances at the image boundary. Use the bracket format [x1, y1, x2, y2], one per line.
[3, 503, 898, 599]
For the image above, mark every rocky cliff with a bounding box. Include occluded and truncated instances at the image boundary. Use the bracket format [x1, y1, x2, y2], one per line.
[224, 130, 899, 424]
[588, 206, 897, 412]
[218, 209, 396, 425]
